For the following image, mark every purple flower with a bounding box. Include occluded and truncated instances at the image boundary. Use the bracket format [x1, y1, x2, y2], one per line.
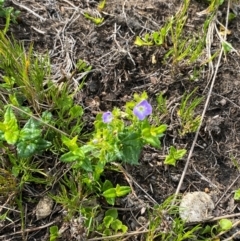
[102, 111, 113, 123]
[133, 100, 152, 120]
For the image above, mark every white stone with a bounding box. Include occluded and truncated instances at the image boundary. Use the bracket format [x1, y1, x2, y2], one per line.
[179, 191, 214, 223]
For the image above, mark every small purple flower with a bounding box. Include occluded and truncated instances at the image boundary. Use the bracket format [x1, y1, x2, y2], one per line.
[133, 100, 152, 120]
[102, 111, 113, 123]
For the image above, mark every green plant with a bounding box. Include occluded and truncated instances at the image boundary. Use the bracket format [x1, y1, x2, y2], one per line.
[178, 88, 203, 136]
[0, 106, 51, 158]
[102, 180, 131, 205]
[164, 146, 187, 166]
[156, 92, 168, 115]
[49, 226, 59, 241]
[146, 195, 201, 241]
[84, 12, 104, 25]
[0, 32, 50, 112]
[60, 92, 167, 201]
[0, 0, 20, 33]
[134, 0, 214, 66]
[98, 0, 106, 11]
[134, 18, 173, 47]
[97, 209, 128, 237]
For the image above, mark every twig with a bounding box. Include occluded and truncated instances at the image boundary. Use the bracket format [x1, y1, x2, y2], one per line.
[0, 220, 56, 239]
[11, 0, 46, 21]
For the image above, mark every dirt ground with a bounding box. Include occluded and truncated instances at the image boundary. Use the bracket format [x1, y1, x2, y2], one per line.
[2, 0, 240, 240]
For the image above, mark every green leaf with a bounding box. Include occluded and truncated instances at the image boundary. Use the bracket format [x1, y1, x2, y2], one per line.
[105, 197, 115, 206]
[61, 135, 79, 151]
[120, 132, 142, 164]
[103, 216, 114, 228]
[121, 224, 128, 233]
[115, 184, 131, 197]
[105, 209, 118, 219]
[98, 0, 106, 10]
[34, 139, 51, 150]
[49, 226, 59, 241]
[134, 36, 153, 46]
[219, 219, 232, 231]
[111, 219, 123, 232]
[234, 189, 240, 201]
[60, 151, 79, 162]
[164, 146, 187, 166]
[102, 188, 117, 199]
[19, 128, 41, 141]
[5, 129, 19, 144]
[3, 107, 19, 144]
[42, 111, 52, 123]
[222, 41, 233, 54]
[17, 142, 37, 158]
[174, 149, 187, 159]
[154, 124, 167, 135]
[141, 127, 161, 147]
[102, 180, 113, 192]
[75, 157, 92, 172]
[16, 139, 51, 158]
[164, 155, 176, 166]
[23, 118, 41, 129]
[122, 144, 141, 164]
[84, 12, 104, 25]
[70, 105, 83, 119]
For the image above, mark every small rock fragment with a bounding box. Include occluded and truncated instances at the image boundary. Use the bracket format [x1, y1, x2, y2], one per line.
[179, 191, 214, 223]
[36, 196, 54, 220]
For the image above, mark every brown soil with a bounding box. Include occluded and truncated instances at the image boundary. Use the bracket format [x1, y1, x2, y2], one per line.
[2, 0, 240, 240]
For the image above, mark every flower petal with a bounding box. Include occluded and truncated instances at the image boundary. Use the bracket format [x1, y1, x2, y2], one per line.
[133, 100, 152, 120]
[102, 111, 113, 123]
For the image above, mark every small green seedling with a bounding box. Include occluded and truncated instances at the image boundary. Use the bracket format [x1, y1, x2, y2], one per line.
[178, 88, 203, 136]
[234, 189, 240, 201]
[134, 18, 172, 47]
[49, 226, 59, 241]
[210, 218, 233, 239]
[98, 0, 106, 11]
[102, 180, 131, 205]
[84, 12, 104, 25]
[164, 146, 187, 166]
[97, 209, 128, 236]
[156, 92, 168, 114]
